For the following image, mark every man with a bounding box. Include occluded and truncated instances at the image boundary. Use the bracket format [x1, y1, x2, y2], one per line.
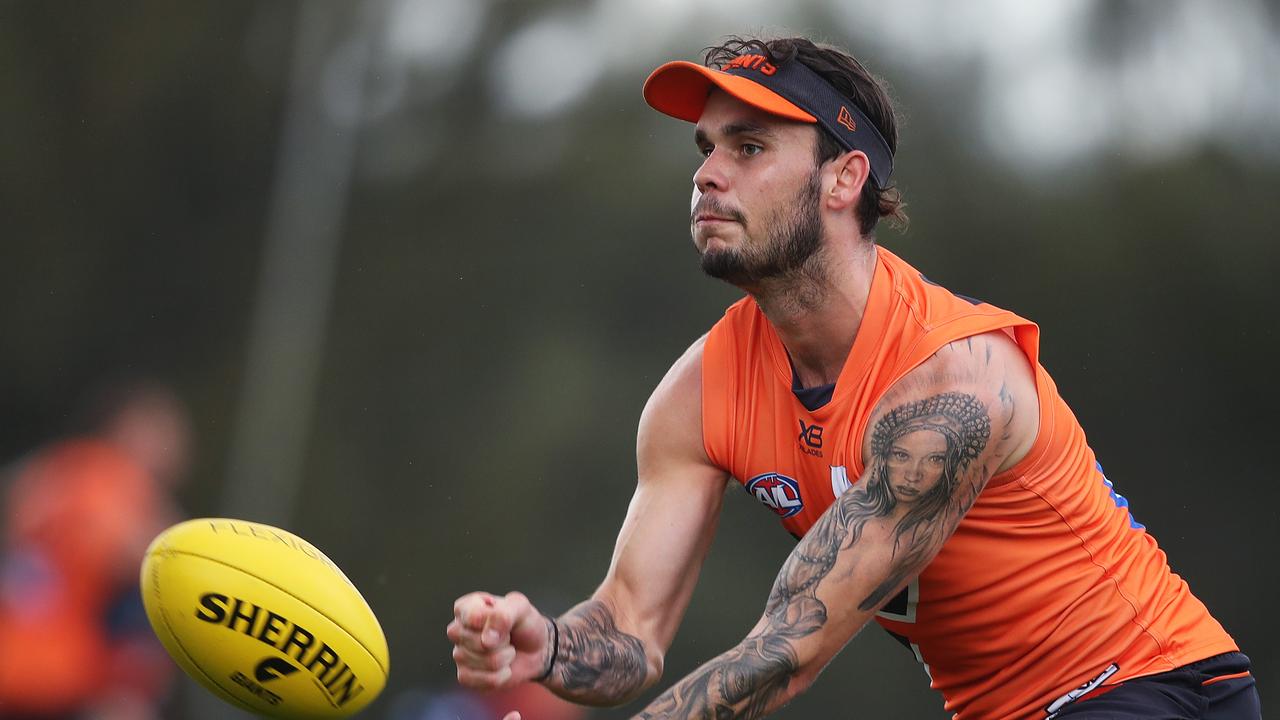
[0, 381, 188, 719]
[448, 37, 1258, 719]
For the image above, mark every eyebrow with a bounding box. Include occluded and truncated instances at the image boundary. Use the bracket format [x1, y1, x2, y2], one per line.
[694, 120, 778, 147]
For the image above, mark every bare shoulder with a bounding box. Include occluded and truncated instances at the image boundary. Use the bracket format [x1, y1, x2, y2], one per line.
[637, 335, 716, 476]
[642, 334, 706, 423]
[865, 330, 1040, 475]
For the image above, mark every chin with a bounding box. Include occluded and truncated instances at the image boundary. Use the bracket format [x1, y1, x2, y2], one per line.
[696, 231, 740, 253]
[697, 238, 724, 255]
[699, 243, 739, 263]
[699, 247, 751, 283]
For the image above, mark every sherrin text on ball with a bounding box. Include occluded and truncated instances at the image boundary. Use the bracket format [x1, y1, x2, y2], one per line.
[141, 518, 389, 719]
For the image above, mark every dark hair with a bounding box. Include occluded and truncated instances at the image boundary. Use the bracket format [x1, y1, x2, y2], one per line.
[703, 36, 907, 236]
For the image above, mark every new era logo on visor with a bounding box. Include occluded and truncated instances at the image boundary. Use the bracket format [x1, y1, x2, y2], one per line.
[837, 106, 857, 132]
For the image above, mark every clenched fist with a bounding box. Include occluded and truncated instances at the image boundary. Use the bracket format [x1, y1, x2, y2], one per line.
[447, 591, 555, 693]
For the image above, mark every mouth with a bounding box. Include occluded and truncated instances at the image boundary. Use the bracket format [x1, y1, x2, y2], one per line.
[694, 215, 735, 224]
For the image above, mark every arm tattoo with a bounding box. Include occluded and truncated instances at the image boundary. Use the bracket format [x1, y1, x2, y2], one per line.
[636, 634, 798, 720]
[632, 391, 994, 719]
[856, 391, 990, 609]
[550, 599, 648, 701]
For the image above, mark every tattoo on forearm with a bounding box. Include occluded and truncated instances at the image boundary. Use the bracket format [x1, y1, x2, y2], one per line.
[636, 634, 798, 720]
[634, 391, 994, 719]
[552, 599, 648, 700]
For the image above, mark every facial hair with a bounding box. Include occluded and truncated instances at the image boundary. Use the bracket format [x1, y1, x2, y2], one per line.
[698, 169, 823, 287]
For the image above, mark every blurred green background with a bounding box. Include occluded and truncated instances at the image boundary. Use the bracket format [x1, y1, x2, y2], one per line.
[2, 0, 1276, 717]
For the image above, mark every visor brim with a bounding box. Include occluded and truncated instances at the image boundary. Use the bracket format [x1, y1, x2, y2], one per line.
[642, 61, 815, 124]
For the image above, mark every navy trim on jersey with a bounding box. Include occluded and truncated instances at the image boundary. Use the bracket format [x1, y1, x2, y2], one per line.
[791, 367, 835, 411]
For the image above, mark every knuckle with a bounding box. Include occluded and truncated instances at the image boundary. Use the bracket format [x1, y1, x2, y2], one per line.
[453, 642, 513, 672]
[465, 608, 489, 630]
[459, 632, 486, 653]
[455, 592, 493, 617]
[485, 647, 515, 671]
[453, 594, 474, 616]
[461, 670, 500, 690]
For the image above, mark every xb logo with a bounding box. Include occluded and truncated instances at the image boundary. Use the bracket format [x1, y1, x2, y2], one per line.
[798, 419, 824, 448]
[254, 656, 300, 683]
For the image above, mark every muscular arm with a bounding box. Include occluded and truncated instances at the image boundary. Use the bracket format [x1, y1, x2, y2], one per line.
[632, 331, 1039, 719]
[540, 336, 729, 704]
[441, 337, 730, 707]
[542, 335, 732, 702]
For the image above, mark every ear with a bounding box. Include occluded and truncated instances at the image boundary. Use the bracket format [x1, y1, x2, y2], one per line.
[823, 149, 871, 212]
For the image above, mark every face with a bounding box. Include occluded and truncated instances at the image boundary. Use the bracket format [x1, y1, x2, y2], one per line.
[885, 429, 947, 504]
[110, 392, 191, 487]
[690, 90, 826, 286]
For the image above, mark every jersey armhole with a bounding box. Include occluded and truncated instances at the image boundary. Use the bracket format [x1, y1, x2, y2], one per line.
[701, 321, 734, 471]
[989, 323, 1053, 487]
[848, 319, 1046, 488]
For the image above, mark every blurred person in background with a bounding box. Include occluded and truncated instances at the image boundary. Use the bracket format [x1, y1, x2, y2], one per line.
[447, 35, 1259, 720]
[0, 380, 189, 720]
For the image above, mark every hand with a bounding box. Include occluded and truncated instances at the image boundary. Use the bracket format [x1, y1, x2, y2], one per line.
[448, 591, 553, 691]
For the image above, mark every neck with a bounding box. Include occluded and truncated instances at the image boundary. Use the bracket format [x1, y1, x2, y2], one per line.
[746, 240, 877, 389]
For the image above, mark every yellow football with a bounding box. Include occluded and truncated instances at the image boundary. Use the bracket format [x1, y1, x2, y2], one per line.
[140, 518, 389, 718]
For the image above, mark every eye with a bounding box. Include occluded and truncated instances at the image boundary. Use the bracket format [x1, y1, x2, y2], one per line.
[741, 143, 763, 157]
[697, 144, 713, 158]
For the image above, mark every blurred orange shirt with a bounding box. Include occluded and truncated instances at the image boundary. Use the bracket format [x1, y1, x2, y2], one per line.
[701, 247, 1237, 719]
[0, 439, 172, 714]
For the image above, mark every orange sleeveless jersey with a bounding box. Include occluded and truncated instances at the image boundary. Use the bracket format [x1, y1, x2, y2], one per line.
[701, 247, 1237, 719]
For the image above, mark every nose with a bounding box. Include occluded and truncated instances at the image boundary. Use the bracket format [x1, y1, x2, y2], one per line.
[693, 148, 727, 194]
[905, 460, 924, 482]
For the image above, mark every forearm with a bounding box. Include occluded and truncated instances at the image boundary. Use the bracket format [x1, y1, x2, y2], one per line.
[628, 470, 880, 719]
[542, 598, 661, 705]
[632, 630, 808, 720]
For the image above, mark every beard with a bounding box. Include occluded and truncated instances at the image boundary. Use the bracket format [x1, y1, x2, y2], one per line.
[698, 170, 824, 287]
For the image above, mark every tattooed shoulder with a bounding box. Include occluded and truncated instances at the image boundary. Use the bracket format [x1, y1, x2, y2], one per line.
[866, 332, 1032, 475]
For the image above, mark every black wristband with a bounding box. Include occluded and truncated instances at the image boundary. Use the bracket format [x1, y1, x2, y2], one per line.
[535, 616, 559, 683]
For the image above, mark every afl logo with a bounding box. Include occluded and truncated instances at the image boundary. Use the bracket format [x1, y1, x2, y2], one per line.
[746, 472, 803, 518]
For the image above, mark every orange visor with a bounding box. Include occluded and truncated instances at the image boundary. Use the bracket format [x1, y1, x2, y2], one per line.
[642, 55, 895, 188]
[642, 61, 816, 124]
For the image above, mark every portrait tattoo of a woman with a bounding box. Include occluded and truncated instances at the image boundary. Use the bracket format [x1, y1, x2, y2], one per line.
[853, 391, 991, 609]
